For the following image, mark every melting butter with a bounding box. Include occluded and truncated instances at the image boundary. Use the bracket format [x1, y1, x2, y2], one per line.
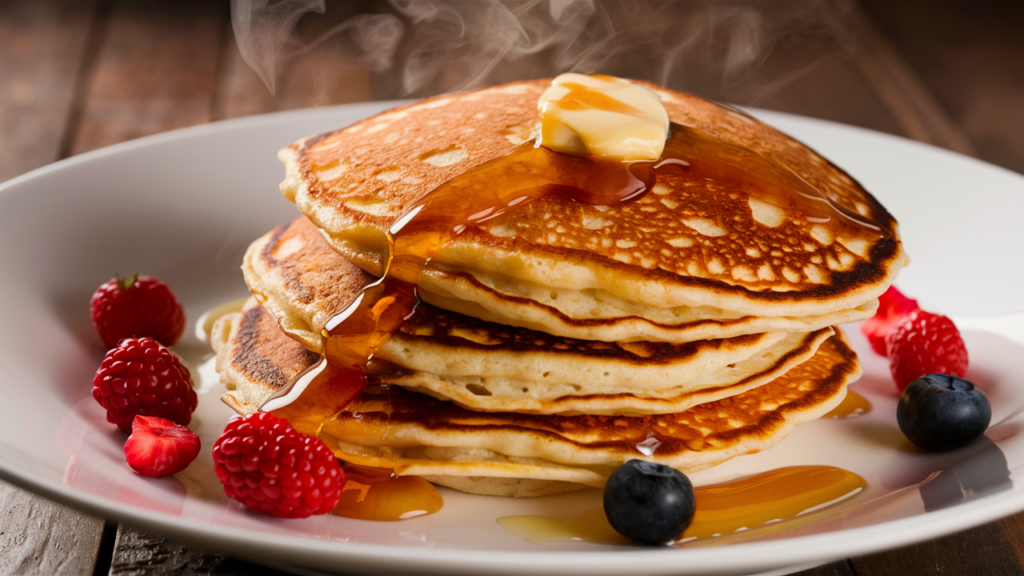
[537, 73, 669, 162]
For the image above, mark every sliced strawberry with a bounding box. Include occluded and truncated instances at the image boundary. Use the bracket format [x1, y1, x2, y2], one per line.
[124, 416, 201, 478]
[860, 285, 920, 357]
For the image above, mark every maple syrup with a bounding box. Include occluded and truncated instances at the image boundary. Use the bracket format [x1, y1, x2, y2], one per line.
[825, 389, 872, 419]
[498, 506, 631, 545]
[260, 142, 658, 434]
[332, 464, 443, 521]
[498, 466, 866, 545]
[260, 94, 890, 522]
[262, 122, 888, 429]
[658, 124, 891, 237]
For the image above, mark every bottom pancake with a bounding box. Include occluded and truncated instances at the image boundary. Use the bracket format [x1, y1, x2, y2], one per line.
[213, 301, 860, 496]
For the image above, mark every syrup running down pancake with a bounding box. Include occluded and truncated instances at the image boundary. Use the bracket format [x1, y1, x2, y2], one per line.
[213, 302, 860, 496]
[242, 217, 835, 415]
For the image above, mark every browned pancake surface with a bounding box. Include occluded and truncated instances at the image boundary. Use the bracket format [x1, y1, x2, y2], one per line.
[281, 80, 907, 318]
[243, 218, 839, 412]
[215, 302, 858, 482]
[287, 81, 897, 249]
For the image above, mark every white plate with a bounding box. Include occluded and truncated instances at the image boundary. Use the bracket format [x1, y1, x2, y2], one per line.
[1, 103, 1023, 576]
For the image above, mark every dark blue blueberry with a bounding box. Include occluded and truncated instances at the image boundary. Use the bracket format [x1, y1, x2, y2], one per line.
[603, 460, 695, 545]
[897, 373, 991, 451]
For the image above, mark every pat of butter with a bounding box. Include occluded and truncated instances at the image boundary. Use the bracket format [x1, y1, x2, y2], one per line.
[537, 73, 669, 162]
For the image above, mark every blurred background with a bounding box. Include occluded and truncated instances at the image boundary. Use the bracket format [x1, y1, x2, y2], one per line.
[1, 1, 1023, 575]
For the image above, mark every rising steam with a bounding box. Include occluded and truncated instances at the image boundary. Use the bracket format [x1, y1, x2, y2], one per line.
[231, 0, 325, 94]
[230, 0, 855, 103]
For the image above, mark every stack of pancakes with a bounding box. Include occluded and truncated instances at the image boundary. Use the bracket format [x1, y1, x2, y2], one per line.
[213, 80, 907, 497]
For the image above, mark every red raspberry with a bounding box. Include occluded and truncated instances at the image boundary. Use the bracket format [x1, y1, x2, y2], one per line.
[91, 273, 185, 348]
[886, 310, 969, 392]
[92, 337, 198, 433]
[212, 413, 344, 518]
[124, 416, 201, 478]
[860, 285, 920, 357]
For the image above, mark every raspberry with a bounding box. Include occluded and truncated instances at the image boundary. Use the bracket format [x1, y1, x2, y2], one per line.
[886, 310, 969, 392]
[860, 285, 920, 357]
[124, 416, 201, 477]
[91, 273, 185, 348]
[92, 337, 198, 433]
[212, 413, 344, 518]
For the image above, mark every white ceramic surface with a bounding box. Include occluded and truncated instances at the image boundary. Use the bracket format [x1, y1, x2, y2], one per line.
[0, 103, 1022, 575]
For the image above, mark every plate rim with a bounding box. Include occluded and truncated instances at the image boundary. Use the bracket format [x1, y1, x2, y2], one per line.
[2, 101, 1023, 574]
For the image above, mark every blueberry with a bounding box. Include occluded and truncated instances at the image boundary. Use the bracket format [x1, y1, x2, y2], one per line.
[897, 374, 991, 451]
[603, 460, 695, 545]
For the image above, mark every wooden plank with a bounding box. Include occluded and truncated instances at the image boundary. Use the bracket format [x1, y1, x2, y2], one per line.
[0, 478, 105, 576]
[213, 1, 374, 121]
[758, 54, 906, 137]
[0, 0, 97, 181]
[860, 0, 1024, 172]
[1001, 512, 1024, 568]
[850, 521, 1023, 575]
[714, 3, 907, 136]
[211, 31, 277, 121]
[842, 4, 975, 156]
[0, 4, 108, 574]
[69, 0, 228, 156]
[214, 0, 903, 139]
[791, 560, 856, 576]
[109, 525, 291, 576]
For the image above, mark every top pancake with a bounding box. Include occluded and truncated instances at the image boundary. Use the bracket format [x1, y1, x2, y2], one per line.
[280, 79, 908, 321]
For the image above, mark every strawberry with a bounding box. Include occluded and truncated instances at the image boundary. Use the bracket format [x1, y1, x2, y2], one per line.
[212, 413, 344, 518]
[886, 310, 969, 392]
[124, 416, 201, 477]
[90, 273, 185, 348]
[860, 285, 920, 357]
[92, 337, 198, 433]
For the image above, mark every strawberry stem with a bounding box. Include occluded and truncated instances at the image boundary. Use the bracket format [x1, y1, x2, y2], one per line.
[116, 272, 138, 291]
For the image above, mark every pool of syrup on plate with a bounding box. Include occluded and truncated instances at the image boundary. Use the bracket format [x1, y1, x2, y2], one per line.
[499, 466, 867, 545]
[825, 389, 872, 419]
[332, 463, 443, 521]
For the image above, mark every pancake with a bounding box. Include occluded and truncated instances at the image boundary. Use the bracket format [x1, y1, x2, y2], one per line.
[376, 327, 834, 415]
[243, 218, 835, 414]
[279, 80, 907, 339]
[213, 301, 860, 496]
[415, 267, 876, 344]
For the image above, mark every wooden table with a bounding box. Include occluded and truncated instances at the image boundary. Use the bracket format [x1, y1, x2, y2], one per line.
[1, 1, 1022, 574]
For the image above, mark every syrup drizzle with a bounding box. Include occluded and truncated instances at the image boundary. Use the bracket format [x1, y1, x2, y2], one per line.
[261, 142, 656, 435]
[557, 82, 650, 115]
[497, 466, 867, 545]
[824, 389, 872, 419]
[262, 122, 889, 447]
[659, 125, 891, 236]
[332, 464, 443, 521]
